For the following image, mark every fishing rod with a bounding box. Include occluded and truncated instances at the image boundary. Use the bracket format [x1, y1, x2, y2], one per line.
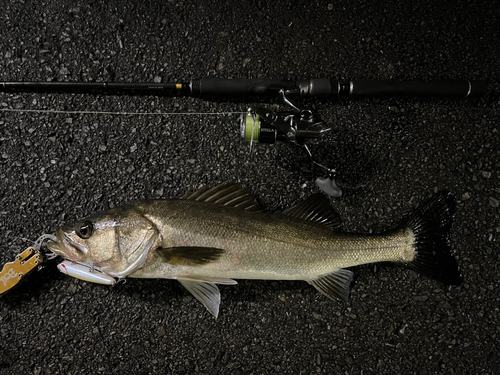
[1, 78, 488, 197]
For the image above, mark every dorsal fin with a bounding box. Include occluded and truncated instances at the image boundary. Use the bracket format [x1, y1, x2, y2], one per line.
[180, 183, 258, 211]
[284, 193, 341, 230]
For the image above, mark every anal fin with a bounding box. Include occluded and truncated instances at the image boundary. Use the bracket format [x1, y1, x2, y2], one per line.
[308, 268, 353, 302]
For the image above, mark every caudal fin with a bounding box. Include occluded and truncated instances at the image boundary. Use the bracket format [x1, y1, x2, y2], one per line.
[405, 191, 462, 285]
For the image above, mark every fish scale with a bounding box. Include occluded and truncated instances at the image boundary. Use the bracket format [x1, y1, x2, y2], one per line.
[134, 200, 400, 279]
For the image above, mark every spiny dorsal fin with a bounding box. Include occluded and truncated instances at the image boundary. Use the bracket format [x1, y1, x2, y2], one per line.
[284, 193, 341, 230]
[308, 268, 353, 301]
[158, 246, 226, 266]
[180, 183, 258, 211]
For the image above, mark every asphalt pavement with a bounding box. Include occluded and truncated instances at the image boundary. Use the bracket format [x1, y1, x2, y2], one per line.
[0, 0, 499, 374]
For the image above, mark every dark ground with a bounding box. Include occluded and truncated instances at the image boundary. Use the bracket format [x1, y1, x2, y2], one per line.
[0, 1, 499, 374]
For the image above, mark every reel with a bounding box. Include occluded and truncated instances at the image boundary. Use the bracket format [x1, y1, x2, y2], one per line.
[239, 90, 342, 197]
[239, 108, 328, 144]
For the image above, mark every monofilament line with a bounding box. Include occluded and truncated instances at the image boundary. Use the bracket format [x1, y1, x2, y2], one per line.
[0, 108, 245, 116]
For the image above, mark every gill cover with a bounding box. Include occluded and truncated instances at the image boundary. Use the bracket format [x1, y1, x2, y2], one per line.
[93, 207, 161, 278]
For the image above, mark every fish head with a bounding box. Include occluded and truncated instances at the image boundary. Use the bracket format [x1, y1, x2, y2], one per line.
[46, 205, 160, 275]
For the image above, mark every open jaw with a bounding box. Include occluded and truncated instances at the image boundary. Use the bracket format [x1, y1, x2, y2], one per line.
[46, 231, 86, 261]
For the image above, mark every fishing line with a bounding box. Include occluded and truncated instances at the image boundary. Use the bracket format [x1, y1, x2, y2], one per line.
[0, 108, 245, 116]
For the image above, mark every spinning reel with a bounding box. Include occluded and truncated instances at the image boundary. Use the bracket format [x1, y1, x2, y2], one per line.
[240, 89, 342, 197]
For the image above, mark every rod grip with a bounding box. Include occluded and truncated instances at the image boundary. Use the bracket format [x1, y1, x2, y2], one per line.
[348, 80, 487, 98]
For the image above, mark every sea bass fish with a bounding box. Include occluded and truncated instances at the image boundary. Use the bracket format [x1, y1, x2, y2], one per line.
[47, 184, 461, 317]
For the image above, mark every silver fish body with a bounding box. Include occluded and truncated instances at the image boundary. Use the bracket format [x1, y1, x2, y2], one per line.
[129, 199, 415, 280]
[47, 184, 461, 317]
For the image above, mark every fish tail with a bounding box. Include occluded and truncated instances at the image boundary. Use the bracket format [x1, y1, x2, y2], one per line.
[405, 191, 462, 285]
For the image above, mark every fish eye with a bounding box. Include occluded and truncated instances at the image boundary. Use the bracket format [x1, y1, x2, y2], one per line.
[77, 221, 93, 239]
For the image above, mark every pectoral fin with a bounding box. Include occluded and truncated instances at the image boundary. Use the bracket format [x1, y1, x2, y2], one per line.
[158, 246, 225, 266]
[308, 268, 353, 302]
[178, 279, 221, 318]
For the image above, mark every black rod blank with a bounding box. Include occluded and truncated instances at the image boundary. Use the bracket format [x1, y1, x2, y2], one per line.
[1, 78, 488, 98]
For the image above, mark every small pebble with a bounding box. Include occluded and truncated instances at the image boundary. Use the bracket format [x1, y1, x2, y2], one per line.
[489, 197, 499, 208]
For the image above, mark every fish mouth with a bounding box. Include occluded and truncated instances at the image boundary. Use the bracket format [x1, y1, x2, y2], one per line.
[45, 234, 62, 255]
[46, 230, 85, 261]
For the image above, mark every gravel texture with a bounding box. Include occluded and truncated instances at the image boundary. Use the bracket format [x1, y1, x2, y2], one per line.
[0, 1, 499, 374]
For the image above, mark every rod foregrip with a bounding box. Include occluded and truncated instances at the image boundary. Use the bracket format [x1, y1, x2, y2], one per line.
[347, 80, 487, 98]
[192, 78, 297, 96]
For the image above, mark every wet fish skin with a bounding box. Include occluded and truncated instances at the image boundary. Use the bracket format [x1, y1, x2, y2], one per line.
[47, 184, 461, 318]
[129, 199, 416, 279]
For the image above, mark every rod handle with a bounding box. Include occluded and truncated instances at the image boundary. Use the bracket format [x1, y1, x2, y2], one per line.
[347, 80, 487, 98]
